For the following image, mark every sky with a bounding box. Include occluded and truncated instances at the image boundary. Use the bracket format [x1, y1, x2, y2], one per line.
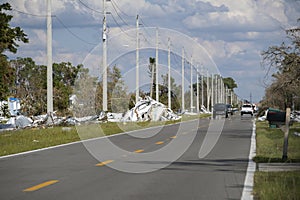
[3, 0, 300, 103]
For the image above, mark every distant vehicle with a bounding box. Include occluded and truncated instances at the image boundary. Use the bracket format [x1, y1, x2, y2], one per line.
[226, 104, 233, 115]
[241, 104, 253, 116]
[213, 103, 229, 119]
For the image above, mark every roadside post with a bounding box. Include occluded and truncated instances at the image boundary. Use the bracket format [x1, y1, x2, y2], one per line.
[282, 108, 291, 161]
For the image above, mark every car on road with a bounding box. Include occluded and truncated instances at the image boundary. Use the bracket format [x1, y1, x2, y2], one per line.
[213, 103, 229, 119]
[241, 104, 253, 116]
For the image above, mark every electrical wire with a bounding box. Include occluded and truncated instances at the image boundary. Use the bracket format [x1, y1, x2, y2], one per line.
[110, 1, 131, 27]
[9, 4, 99, 46]
[54, 16, 99, 45]
[10, 8, 49, 17]
[110, 0, 135, 17]
[108, 13, 135, 39]
[77, 0, 102, 14]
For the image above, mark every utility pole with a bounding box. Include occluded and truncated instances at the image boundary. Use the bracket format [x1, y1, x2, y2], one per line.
[190, 56, 193, 113]
[102, 0, 108, 111]
[181, 47, 185, 112]
[47, 0, 53, 117]
[136, 15, 139, 103]
[155, 28, 159, 102]
[211, 74, 214, 111]
[196, 67, 199, 113]
[206, 69, 210, 112]
[168, 37, 171, 109]
[201, 66, 204, 108]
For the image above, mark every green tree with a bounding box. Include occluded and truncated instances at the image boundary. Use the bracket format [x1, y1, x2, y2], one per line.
[53, 62, 82, 115]
[10, 57, 46, 115]
[161, 74, 181, 111]
[0, 3, 28, 54]
[0, 3, 28, 101]
[10, 58, 82, 115]
[0, 54, 14, 100]
[223, 77, 237, 91]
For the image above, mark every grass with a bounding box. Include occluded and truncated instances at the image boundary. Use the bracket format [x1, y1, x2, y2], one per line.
[254, 171, 300, 200]
[254, 121, 300, 163]
[253, 121, 300, 200]
[0, 113, 210, 156]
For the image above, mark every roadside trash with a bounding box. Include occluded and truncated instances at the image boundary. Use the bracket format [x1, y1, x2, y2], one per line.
[122, 96, 181, 122]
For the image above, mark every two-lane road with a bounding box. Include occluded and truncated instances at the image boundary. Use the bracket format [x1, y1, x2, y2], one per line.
[0, 115, 254, 200]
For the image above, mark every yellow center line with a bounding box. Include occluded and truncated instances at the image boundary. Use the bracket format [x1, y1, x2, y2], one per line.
[170, 136, 177, 139]
[96, 160, 114, 166]
[23, 180, 59, 192]
[155, 141, 164, 145]
[134, 149, 144, 153]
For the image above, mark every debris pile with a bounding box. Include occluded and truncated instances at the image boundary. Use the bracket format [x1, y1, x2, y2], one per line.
[0, 96, 184, 131]
[122, 96, 181, 122]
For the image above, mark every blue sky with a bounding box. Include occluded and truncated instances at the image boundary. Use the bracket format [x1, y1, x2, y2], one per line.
[4, 0, 300, 103]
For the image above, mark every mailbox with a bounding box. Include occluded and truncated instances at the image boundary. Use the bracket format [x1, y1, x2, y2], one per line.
[266, 108, 286, 128]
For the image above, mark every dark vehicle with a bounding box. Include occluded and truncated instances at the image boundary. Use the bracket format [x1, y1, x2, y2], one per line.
[226, 104, 233, 115]
[213, 103, 228, 119]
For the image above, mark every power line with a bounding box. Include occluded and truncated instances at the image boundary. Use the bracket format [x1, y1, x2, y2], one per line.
[9, 4, 99, 46]
[110, 0, 135, 17]
[110, 1, 131, 27]
[54, 16, 99, 45]
[108, 13, 135, 39]
[10, 8, 49, 17]
[77, 0, 102, 14]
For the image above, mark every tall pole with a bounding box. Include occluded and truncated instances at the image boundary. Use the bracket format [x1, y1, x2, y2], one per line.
[155, 28, 159, 102]
[206, 69, 209, 112]
[136, 15, 139, 103]
[102, 0, 108, 111]
[211, 74, 214, 111]
[168, 37, 171, 109]
[181, 47, 185, 112]
[190, 56, 193, 113]
[196, 67, 199, 113]
[47, 0, 53, 115]
[201, 66, 204, 107]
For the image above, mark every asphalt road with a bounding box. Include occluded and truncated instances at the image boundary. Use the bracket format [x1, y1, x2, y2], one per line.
[0, 114, 254, 200]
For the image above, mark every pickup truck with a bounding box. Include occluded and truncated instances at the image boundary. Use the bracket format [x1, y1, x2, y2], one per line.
[241, 104, 253, 116]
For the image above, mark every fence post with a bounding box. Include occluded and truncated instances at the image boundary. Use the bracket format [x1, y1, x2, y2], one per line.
[282, 108, 291, 161]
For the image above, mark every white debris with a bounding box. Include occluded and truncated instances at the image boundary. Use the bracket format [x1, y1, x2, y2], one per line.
[200, 105, 210, 114]
[107, 112, 123, 122]
[294, 132, 300, 137]
[122, 96, 181, 122]
[258, 116, 266, 121]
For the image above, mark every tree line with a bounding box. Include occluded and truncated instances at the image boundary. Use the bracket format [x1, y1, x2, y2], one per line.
[261, 19, 300, 110]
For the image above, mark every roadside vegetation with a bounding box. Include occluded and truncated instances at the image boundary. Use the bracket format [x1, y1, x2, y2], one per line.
[254, 121, 300, 163]
[254, 171, 300, 200]
[253, 18, 300, 200]
[253, 121, 300, 199]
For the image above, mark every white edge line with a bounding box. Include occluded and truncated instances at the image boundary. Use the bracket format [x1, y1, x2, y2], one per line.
[241, 119, 256, 200]
[0, 118, 201, 160]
